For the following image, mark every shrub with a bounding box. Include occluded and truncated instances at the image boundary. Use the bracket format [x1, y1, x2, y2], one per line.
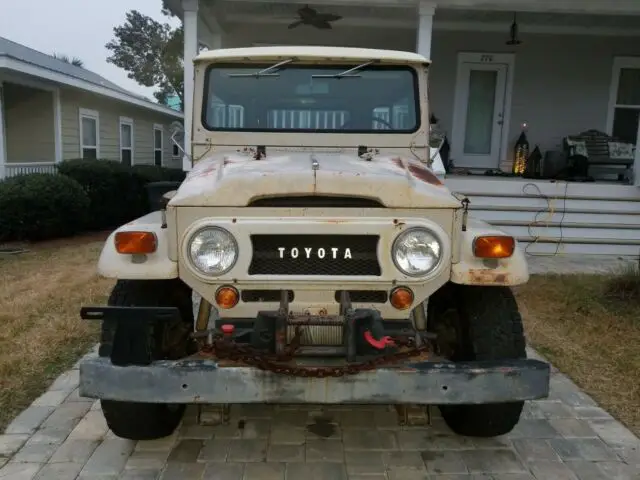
[605, 263, 640, 302]
[57, 159, 186, 230]
[57, 159, 146, 229]
[0, 173, 90, 242]
[129, 165, 186, 212]
[131, 164, 186, 183]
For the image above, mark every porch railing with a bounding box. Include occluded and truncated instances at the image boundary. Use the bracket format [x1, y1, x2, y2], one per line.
[2, 162, 58, 179]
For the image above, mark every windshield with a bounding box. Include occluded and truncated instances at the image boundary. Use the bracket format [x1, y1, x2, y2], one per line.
[202, 63, 420, 133]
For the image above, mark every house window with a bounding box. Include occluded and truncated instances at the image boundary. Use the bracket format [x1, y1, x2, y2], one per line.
[608, 58, 640, 145]
[120, 117, 133, 166]
[154, 125, 163, 166]
[79, 108, 99, 159]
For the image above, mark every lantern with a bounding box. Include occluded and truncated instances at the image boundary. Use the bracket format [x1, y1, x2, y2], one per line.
[512, 125, 529, 176]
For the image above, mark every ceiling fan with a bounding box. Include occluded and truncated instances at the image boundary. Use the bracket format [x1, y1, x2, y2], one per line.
[287, 5, 342, 29]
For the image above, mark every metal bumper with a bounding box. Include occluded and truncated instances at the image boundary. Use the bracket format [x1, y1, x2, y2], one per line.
[79, 356, 550, 404]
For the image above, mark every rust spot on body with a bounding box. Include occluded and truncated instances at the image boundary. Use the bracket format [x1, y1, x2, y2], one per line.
[407, 163, 443, 186]
[391, 157, 405, 169]
[467, 269, 510, 285]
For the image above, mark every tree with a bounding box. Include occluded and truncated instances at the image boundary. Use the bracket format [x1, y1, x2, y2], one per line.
[53, 53, 84, 67]
[105, 9, 183, 109]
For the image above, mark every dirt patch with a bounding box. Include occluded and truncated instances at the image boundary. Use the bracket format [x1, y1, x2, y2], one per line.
[514, 273, 640, 437]
[0, 235, 113, 431]
[0, 230, 111, 253]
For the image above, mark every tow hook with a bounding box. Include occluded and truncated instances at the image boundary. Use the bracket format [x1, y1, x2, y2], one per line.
[363, 330, 395, 349]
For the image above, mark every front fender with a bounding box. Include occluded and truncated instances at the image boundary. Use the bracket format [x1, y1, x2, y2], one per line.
[97, 211, 178, 280]
[450, 217, 529, 287]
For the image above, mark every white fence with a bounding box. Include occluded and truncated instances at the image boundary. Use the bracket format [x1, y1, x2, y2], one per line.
[2, 162, 57, 179]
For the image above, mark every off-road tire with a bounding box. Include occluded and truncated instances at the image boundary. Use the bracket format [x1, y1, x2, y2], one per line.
[99, 279, 194, 441]
[429, 283, 526, 437]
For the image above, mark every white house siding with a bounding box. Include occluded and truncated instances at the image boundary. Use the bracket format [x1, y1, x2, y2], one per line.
[429, 31, 640, 170]
[221, 25, 640, 170]
[3, 83, 54, 163]
[59, 88, 181, 168]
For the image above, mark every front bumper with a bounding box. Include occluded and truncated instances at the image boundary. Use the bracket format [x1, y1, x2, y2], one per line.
[79, 356, 550, 404]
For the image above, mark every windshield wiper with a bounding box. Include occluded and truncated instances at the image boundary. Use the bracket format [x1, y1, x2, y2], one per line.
[228, 58, 296, 78]
[311, 60, 378, 79]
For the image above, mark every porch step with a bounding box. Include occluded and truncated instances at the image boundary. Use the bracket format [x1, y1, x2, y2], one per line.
[444, 176, 640, 257]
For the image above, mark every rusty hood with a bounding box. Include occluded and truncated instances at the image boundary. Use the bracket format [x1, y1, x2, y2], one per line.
[169, 151, 462, 208]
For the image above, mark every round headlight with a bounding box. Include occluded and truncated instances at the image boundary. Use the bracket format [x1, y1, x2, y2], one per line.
[188, 227, 238, 276]
[392, 228, 442, 277]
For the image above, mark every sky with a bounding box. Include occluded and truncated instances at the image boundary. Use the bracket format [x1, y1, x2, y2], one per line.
[0, 0, 181, 100]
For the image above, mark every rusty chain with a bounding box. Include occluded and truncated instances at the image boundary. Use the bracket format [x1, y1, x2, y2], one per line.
[199, 332, 432, 378]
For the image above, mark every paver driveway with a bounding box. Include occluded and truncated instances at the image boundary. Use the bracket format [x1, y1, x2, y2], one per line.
[1, 347, 638, 480]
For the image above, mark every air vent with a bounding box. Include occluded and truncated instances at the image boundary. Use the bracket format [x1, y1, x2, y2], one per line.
[248, 196, 383, 208]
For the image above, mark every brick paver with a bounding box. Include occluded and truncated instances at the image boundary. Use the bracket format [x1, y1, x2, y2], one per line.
[1, 347, 638, 479]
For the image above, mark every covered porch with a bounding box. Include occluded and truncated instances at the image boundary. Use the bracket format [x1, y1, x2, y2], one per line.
[170, 0, 640, 183]
[168, 0, 640, 256]
[0, 73, 62, 179]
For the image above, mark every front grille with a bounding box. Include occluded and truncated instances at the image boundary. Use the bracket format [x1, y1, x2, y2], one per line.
[248, 234, 381, 276]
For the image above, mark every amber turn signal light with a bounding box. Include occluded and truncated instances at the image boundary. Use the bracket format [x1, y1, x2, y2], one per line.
[215, 286, 239, 309]
[115, 231, 157, 254]
[473, 235, 515, 259]
[389, 287, 414, 310]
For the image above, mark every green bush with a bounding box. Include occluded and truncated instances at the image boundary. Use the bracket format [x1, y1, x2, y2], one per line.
[57, 159, 185, 230]
[129, 165, 186, 212]
[131, 164, 186, 183]
[0, 173, 90, 242]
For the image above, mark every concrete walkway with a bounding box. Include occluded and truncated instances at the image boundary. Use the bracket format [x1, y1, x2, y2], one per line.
[1, 254, 639, 479]
[0, 347, 638, 480]
[525, 254, 636, 275]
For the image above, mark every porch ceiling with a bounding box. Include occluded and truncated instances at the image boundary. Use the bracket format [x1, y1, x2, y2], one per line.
[205, 0, 640, 33]
[193, 0, 640, 15]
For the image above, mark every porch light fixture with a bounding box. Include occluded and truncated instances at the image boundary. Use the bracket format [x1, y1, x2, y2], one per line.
[506, 13, 522, 46]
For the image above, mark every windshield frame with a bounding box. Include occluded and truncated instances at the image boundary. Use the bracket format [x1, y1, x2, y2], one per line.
[200, 62, 422, 135]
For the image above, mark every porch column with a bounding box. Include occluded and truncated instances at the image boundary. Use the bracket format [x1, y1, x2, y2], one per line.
[416, 0, 435, 60]
[634, 121, 640, 187]
[0, 82, 6, 179]
[211, 33, 222, 50]
[182, 0, 199, 172]
[416, 1, 444, 175]
[53, 88, 62, 164]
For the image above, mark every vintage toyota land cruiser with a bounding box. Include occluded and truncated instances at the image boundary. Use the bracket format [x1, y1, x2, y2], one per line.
[79, 46, 550, 441]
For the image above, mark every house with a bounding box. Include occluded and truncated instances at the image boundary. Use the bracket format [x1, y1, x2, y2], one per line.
[0, 36, 184, 179]
[164, 0, 640, 257]
[166, 94, 183, 112]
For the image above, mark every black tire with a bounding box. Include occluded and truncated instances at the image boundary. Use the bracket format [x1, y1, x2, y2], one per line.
[99, 279, 194, 441]
[429, 283, 526, 437]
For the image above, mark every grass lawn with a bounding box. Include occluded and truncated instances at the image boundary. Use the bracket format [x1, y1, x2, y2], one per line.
[514, 272, 640, 437]
[1, 237, 638, 439]
[0, 233, 113, 431]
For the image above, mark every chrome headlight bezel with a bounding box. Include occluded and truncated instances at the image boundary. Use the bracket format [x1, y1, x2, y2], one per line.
[391, 227, 443, 277]
[186, 225, 239, 277]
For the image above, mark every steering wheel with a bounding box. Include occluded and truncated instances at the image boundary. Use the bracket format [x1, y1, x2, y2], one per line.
[339, 115, 394, 130]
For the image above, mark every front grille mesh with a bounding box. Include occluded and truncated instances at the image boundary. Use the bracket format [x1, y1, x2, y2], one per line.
[248, 234, 381, 276]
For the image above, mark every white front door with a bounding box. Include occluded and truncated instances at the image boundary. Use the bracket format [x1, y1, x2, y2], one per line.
[451, 57, 510, 170]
